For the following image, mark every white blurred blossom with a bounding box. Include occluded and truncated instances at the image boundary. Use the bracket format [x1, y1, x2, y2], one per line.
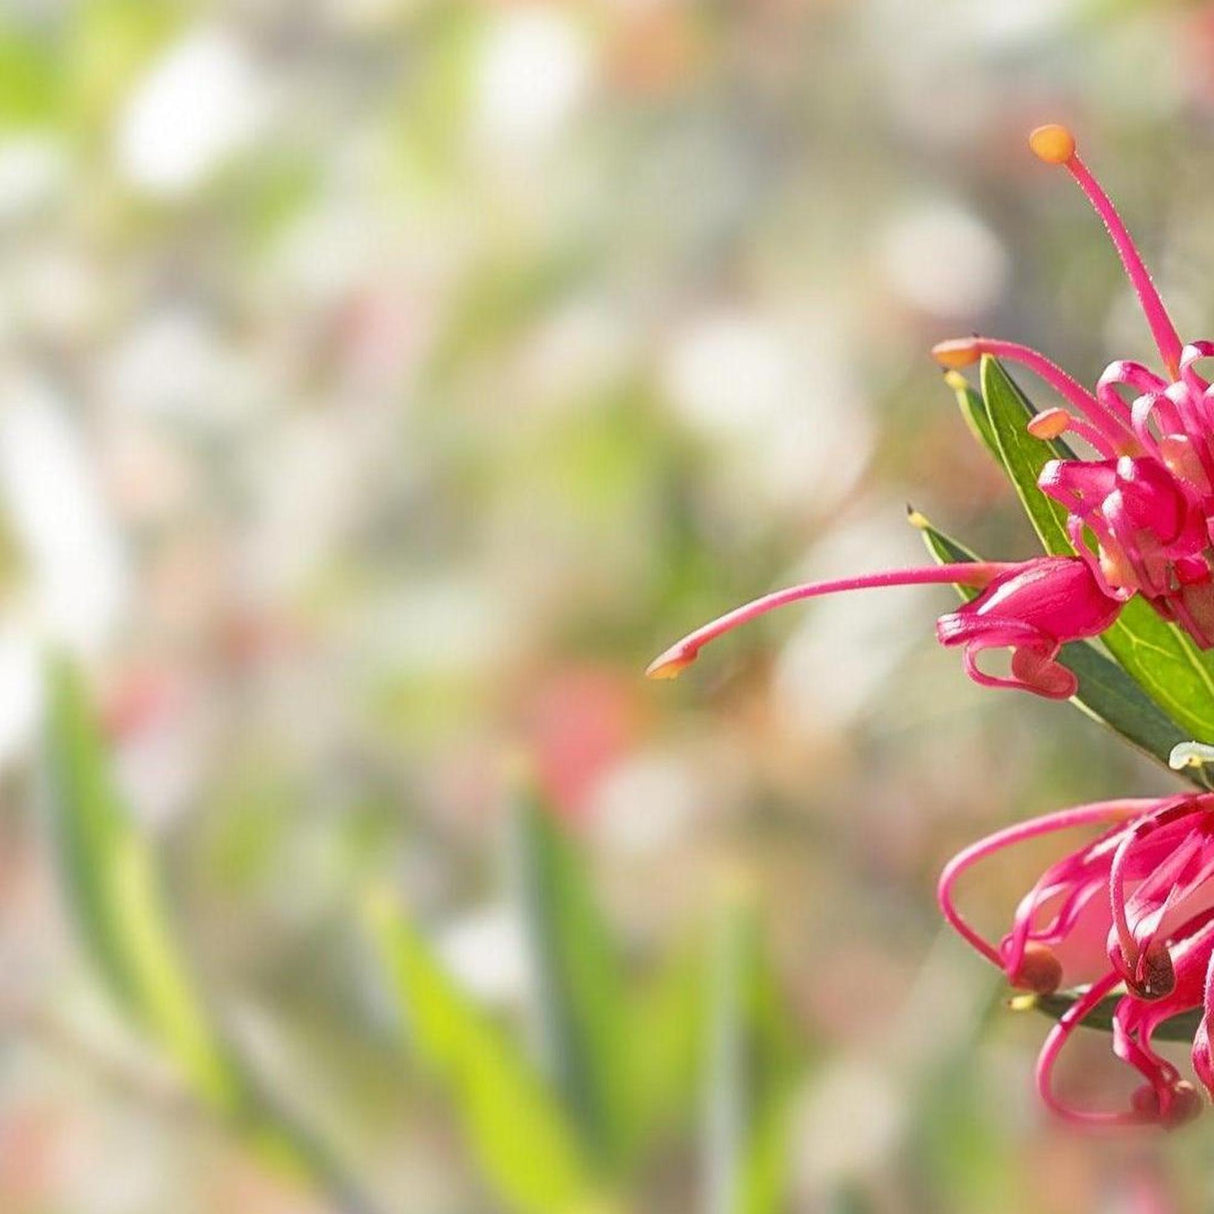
[0, 136, 68, 223]
[773, 509, 931, 730]
[474, 9, 593, 158]
[115, 27, 267, 196]
[591, 752, 700, 855]
[102, 308, 256, 427]
[438, 906, 530, 1004]
[877, 200, 1009, 318]
[0, 624, 39, 770]
[0, 375, 128, 654]
[663, 308, 873, 511]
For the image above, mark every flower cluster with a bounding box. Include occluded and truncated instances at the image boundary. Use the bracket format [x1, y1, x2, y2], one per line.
[933, 124, 1214, 649]
[940, 793, 1214, 1126]
[651, 123, 1214, 1126]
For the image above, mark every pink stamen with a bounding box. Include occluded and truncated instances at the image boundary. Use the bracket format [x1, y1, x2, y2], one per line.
[1028, 409, 1115, 457]
[1060, 147, 1184, 379]
[644, 562, 1014, 679]
[935, 337, 1135, 451]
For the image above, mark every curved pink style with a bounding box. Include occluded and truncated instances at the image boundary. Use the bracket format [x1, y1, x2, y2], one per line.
[647, 556, 1123, 700]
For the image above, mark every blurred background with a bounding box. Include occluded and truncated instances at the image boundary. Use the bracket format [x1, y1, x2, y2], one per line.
[4, 1, 1214, 1211]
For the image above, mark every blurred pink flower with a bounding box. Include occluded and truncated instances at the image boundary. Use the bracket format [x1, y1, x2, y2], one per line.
[524, 665, 642, 821]
[940, 792, 1214, 1127]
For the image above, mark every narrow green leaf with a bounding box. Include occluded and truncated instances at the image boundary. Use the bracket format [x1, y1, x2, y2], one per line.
[511, 781, 631, 1170]
[981, 356, 1214, 746]
[910, 509, 1205, 784]
[44, 657, 387, 1214]
[944, 371, 998, 461]
[981, 356, 1073, 552]
[364, 889, 597, 1214]
[1032, 990, 1200, 1043]
[627, 946, 708, 1143]
[43, 658, 240, 1112]
[703, 888, 799, 1214]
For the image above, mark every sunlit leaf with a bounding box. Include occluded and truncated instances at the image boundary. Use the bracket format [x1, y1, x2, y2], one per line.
[703, 888, 799, 1214]
[944, 371, 997, 461]
[511, 781, 632, 1171]
[364, 888, 598, 1214]
[627, 945, 708, 1144]
[43, 659, 382, 1213]
[43, 657, 239, 1113]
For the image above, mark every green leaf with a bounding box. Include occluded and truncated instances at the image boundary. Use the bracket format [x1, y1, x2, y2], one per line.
[1032, 990, 1200, 1043]
[511, 781, 631, 1170]
[910, 508, 1206, 784]
[981, 357, 1073, 552]
[44, 657, 387, 1214]
[43, 658, 240, 1113]
[981, 356, 1214, 746]
[944, 371, 998, 461]
[627, 946, 708, 1144]
[363, 889, 597, 1214]
[703, 888, 799, 1214]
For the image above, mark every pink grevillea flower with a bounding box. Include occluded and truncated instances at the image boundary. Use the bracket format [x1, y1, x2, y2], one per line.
[647, 555, 1122, 699]
[934, 123, 1214, 646]
[939, 792, 1214, 1127]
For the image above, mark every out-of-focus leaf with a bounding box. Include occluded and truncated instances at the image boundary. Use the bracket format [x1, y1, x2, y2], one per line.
[363, 888, 598, 1214]
[703, 887, 799, 1214]
[64, 0, 179, 129]
[0, 19, 62, 128]
[911, 508, 1206, 785]
[44, 659, 384, 1214]
[981, 356, 1214, 746]
[511, 782, 632, 1171]
[628, 946, 708, 1147]
[43, 657, 240, 1113]
[1032, 990, 1200, 1043]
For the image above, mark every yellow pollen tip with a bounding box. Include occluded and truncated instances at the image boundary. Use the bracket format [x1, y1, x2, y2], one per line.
[1029, 124, 1076, 165]
[646, 649, 695, 680]
[931, 338, 980, 369]
[942, 370, 969, 392]
[1027, 408, 1071, 440]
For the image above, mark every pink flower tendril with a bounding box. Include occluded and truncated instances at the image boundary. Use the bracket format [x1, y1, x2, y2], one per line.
[940, 792, 1214, 1127]
[648, 556, 1122, 700]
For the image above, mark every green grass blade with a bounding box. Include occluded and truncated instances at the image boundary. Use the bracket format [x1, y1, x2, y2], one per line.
[511, 780, 632, 1171]
[981, 356, 1214, 745]
[702, 888, 799, 1214]
[44, 658, 386, 1213]
[363, 888, 597, 1214]
[42, 657, 240, 1112]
